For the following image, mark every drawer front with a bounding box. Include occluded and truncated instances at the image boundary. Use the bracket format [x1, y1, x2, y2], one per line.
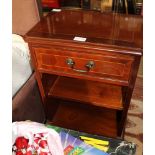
[33, 47, 134, 85]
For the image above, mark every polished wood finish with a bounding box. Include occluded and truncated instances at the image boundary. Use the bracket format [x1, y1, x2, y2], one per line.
[48, 76, 123, 110]
[114, 14, 143, 48]
[33, 46, 134, 86]
[52, 101, 118, 138]
[26, 10, 142, 48]
[25, 10, 142, 138]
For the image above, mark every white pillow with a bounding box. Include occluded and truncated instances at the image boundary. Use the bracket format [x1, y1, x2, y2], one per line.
[12, 34, 33, 96]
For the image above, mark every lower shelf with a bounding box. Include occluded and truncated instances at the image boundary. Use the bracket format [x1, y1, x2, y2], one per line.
[48, 76, 123, 110]
[51, 100, 118, 138]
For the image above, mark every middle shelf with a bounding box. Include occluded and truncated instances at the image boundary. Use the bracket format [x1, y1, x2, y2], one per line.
[43, 74, 123, 110]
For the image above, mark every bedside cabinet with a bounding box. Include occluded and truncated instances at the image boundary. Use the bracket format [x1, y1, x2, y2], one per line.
[25, 10, 142, 138]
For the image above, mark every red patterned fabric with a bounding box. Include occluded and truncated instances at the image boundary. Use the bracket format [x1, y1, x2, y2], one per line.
[13, 133, 52, 154]
[12, 122, 63, 155]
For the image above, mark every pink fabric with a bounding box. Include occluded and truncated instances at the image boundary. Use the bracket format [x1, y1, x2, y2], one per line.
[12, 0, 40, 35]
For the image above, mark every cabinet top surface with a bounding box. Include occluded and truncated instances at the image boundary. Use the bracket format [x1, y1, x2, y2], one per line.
[26, 10, 142, 53]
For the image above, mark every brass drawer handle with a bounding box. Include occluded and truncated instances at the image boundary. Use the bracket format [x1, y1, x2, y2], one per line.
[86, 60, 95, 70]
[66, 58, 95, 73]
[66, 58, 75, 67]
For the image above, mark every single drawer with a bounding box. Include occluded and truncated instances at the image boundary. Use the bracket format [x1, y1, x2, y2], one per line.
[33, 47, 134, 85]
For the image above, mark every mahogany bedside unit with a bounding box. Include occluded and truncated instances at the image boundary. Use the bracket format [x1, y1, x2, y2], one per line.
[25, 10, 142, 138]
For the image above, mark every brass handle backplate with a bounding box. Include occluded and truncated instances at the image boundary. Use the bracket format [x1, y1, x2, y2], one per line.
[66, 58, 75, 67]
[85, 60, 95, 70]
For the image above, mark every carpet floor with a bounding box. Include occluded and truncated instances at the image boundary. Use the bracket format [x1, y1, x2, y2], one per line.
[124, 76, 143, 155]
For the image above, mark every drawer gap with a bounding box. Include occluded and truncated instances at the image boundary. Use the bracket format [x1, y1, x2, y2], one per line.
[47, 76, 123, 110]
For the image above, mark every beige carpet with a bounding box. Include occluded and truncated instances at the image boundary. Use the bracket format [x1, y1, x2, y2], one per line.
[124, 76, 143, 155]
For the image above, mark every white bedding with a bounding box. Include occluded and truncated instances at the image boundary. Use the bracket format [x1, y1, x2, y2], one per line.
[12, 34, 33, 97]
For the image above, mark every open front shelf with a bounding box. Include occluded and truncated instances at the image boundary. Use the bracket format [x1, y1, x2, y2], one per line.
[47, 76, 123, 110]
[51, 100, 118, 138]
[43, 74, 121, 137]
